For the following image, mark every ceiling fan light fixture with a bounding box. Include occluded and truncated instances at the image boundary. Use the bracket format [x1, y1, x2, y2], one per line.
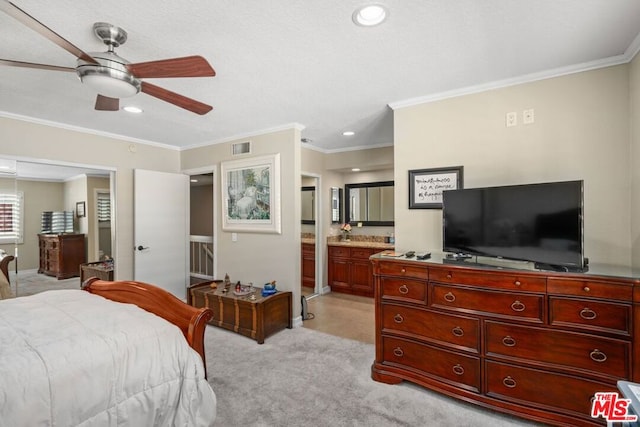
[352, 4, 388, 27]
[78, 67, 140, 98]
[123, 105, 143, 113]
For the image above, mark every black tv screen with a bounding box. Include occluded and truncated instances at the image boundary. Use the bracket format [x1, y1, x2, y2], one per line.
[442, 180, 585, 271]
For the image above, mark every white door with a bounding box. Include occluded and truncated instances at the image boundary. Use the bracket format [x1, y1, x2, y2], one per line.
[134, 169, 189, 299]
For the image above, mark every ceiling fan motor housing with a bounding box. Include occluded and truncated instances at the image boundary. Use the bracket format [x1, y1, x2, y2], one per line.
[75, 23, 140, 99]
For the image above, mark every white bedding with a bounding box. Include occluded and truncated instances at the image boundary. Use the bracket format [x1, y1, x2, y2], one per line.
[0, 290, 216, 427]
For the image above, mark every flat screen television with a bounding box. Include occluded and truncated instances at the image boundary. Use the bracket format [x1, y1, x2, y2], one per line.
[442, 180, 586, 272]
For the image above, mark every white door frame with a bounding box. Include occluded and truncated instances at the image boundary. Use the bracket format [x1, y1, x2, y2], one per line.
[182, 165, 218, 281]
[301, 172, 323, 296]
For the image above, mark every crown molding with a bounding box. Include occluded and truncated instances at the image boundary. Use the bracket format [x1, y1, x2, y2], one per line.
[389, 53, 635, 111]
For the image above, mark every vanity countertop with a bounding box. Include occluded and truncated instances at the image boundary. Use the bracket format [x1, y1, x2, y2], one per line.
[301, 238, 315, 245]
[328, 241, 394, 250]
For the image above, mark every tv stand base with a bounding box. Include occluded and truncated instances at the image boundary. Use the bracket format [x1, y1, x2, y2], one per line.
[534, 261, 588, 273]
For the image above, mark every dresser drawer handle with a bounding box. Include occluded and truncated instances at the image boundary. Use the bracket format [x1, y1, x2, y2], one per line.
[579, 308, 597, 320]
[510, 300, 525, 312]
[446, 273, 452, 280]
[393, 347, 404, 357]
[503, 376, 517, 388]
[583, 286, 590, 292]
[398, 285, 409, 295]
[444, 292, 456, 302]
[401, 268, 406, 274]
[590, 349, 607, 363]
[502, 336, 516, 347]
[393, 314, 404, 324]
[514, 280, 521, 286]
[452, 364, 465, 376]
[451, 326, 464, 337]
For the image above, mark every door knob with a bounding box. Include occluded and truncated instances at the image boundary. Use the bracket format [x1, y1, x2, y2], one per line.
[136, 245, 149, 251]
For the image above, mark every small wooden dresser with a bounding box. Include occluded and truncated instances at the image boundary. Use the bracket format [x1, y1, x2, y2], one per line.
[38, 233, 86, 279]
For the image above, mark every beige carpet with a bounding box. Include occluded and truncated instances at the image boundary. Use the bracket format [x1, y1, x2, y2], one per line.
[10, 271, 80, 297]
[206, 326, 537, 427]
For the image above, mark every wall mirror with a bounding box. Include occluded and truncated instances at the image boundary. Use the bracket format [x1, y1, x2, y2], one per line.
[330, 187, 342, 224]
[301, 186, 315, 224]
[345, 181, 394, 226]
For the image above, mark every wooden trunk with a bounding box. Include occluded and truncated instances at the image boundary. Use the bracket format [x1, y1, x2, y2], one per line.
[190, 282, 292, 344]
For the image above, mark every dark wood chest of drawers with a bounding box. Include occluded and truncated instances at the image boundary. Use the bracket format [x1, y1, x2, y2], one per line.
[371, 256, 640, 426]
[38, 233, 86, 279]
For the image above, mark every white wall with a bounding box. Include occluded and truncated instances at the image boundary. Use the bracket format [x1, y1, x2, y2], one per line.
[181, 127, 302, 315]
[0, 116, 182, 279]
[631, 53, 640, 267]
[394, 64, 632, 267]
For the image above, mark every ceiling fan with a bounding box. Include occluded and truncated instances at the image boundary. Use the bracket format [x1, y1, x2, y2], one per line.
[0, 0, 215, 115]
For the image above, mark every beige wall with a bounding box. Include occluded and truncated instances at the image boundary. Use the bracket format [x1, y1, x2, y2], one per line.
[86, 176, 110, 262]
[181, 128, 302, 315]
[394, 64, 632, 267]
[190, 184, 214, 236]
[0, 179, 65, 270]
[0, 117, 181, 278]
[631, 53, 640, 267]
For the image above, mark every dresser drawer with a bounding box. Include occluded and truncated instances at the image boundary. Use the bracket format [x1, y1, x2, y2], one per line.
[547, 277, 633, 302]
[430, 268, 546, 292]
[350, 248, 375, 259]
[377, 262, 428, 280]
[486, 360, 617, 420]
[549, 297, 631, 336]
[430, 284, 544, 323]
[380, 277, 427, 304]
[328, 246, 350, 258]
[382, 336, 480, 393]
[485, 321, 630, 379]
[381, 303, 479, 353]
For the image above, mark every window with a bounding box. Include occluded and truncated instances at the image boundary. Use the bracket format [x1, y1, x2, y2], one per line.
[97, 192, 111, 222]
[0, 191, 23, 244]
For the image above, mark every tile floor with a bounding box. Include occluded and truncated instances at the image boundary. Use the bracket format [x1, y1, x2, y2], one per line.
[302, 292, 375, 344]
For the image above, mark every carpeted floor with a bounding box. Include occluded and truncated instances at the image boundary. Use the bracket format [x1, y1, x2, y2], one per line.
[9, 270, 80, 297]
[205, 326, 537, 427]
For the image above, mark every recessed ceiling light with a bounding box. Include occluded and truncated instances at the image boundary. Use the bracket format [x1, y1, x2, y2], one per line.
[352, 168, 361, 172]
[123, 105, 143, 113]
[352, 4, 388, 27]
[343, 131, 355, 136]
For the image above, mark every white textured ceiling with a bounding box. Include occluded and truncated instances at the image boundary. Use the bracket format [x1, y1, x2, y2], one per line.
[1, 0, 639, 153]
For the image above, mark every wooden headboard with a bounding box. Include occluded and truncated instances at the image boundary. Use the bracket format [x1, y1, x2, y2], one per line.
[82, 278, 214, 377]
[0, 253, 15, 282]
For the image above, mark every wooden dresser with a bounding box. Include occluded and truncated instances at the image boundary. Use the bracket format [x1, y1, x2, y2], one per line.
[370, 254, 640, 426]
[38, 234, 86, 279]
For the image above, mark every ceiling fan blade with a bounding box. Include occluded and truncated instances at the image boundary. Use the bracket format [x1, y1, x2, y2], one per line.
[0, 0, 97, 64]
[141, 81, 212, 115]
[0, 58, 75, 72]
[95, 95, 119, 111]
[127, 55, 215, 78]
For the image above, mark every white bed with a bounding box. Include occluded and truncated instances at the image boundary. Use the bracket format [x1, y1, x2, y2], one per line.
[0, 287, 216, 426]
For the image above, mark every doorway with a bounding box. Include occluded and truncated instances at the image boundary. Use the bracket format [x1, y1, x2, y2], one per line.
[301, 174, 321, 300]
[188, 171, 216, 285]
